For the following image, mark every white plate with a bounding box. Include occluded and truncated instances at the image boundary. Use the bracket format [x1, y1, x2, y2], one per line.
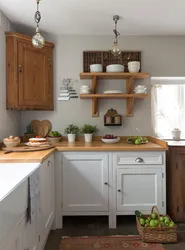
[25, 142, 49, 147]
[101, 137, 120, 144]
[104, 90, 123, 94]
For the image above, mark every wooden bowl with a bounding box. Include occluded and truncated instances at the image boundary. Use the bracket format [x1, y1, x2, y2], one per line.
[46, 136, 62, 144]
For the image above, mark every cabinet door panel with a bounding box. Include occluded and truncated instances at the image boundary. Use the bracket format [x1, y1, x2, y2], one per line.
[18, 41, 51, 109]
[63, 154, 109, 212]
[117, 168, 163, 213]
[40, 154, 55, 246]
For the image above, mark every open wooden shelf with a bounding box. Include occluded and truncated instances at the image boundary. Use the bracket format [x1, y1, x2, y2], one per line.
[80, 94, 148, 99]
[79, 72, 150, 117]
[80, 72, 150, 79]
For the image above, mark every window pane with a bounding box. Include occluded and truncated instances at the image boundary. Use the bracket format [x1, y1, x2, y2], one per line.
[151, 84, 185, 138]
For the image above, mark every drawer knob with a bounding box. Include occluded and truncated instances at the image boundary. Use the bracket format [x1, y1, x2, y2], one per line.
[104, 182, 108, 185]
[135, 157, 144, 163]
[118, 189, 121, 192]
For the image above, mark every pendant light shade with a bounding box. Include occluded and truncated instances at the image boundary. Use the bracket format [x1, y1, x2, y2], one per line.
[32, 27, 45, 48]
[110, 15, 121, 56]
[32, 0, 45, 48]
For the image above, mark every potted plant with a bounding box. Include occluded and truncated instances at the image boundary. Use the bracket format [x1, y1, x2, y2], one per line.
[64, 124, 79, 143]
[81, 124, 98, 143]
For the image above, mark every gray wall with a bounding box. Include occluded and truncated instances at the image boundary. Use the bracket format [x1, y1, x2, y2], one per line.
[0, 12, 20, 141]
[20, 35, 185, 136]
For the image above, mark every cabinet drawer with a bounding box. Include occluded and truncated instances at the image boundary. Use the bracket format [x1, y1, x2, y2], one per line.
[115, 152, 163, 165]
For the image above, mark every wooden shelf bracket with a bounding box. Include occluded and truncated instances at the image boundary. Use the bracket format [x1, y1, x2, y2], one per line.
[92, 98, 99, 117]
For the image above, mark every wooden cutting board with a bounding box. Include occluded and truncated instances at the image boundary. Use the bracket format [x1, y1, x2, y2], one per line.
[31, 120, 52, 137]
[2, 144, 54, 153]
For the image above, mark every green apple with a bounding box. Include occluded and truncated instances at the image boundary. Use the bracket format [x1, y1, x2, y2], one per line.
[160, 216, 165, 222]
[150, 219, 156, 227]
[169, 222, 175, 227]
[140, 218, 145, 226]
[151, 212, 157, 219]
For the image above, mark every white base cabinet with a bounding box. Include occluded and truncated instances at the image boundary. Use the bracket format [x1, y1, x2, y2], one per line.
[62, 153, 109, 212]
[55, 151, 166, 229]
[116, 168, 163, 213]
[0, 153, 55, 250]
[40, 153, 55, 248]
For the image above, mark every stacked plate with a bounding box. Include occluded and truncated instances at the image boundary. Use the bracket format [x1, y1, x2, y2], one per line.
[104, 90, 123, 94]
[128, 61, 140, 73]
[80, 85, 91, 94]
[106, 64, 124, 72]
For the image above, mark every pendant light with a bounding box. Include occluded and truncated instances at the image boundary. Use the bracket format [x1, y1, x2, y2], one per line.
[32, 0, 45, 48]
[111, 15, 121, 57]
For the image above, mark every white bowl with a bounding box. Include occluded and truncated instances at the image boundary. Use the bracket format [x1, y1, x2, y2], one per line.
[101, 137, 120, 144]
[128, 68, 140, 73]
[90, 64, 103, 72]
[128, 61, 140, 65]
[3, 138, 21, 148]
[106, 64, 124, 72]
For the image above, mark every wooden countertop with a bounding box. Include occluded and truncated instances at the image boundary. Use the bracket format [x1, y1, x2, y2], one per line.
[0, 137, 168, 163]
[0, 148, 55, 163]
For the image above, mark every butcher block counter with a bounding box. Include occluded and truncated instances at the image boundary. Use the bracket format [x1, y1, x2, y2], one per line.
[0, 136, 168, 163]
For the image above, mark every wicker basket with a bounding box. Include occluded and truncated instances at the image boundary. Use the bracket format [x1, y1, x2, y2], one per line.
[136, 206, 177, 243]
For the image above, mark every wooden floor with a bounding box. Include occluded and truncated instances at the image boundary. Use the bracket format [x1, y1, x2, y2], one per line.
[45, 216, 185, 250]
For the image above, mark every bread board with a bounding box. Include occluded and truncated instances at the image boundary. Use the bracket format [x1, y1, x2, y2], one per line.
[2, 144, 54, 153]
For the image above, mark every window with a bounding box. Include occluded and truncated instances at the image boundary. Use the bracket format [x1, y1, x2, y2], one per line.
[151, 77, 185, 139]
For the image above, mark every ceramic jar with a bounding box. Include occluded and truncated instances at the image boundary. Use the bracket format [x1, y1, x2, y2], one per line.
[171, 128, 181, 140]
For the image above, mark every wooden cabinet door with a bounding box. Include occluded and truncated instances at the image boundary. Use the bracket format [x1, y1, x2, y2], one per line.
[117, 168, 163, 213]
[40, 154, 55, 247]
[62, 153, 109, 212]
[17, 41, 53, 110]
[169, 152, 185, 222]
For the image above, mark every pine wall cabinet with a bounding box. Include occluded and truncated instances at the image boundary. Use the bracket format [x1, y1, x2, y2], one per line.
[6, 32, 54, 110]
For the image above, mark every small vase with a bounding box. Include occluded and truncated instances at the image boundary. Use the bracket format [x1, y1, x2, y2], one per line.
[68, 134, 76, 143]
[171, 128, 181, 140]
[84, 133, 92, 143]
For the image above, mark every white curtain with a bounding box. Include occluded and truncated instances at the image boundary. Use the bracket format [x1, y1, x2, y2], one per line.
[151, 84, 185, 138]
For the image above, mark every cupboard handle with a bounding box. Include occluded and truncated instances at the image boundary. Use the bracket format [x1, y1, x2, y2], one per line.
[135, 157, 144, 163]
[104, 182, 108, 185]
[47, 160, 52, 167]
[118, 189, 121, 192]
[18, 65, 22, 73]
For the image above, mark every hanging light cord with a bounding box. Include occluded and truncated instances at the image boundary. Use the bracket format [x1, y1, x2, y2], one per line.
[34, 0, 41, 28]
[113, 19, 120, 43]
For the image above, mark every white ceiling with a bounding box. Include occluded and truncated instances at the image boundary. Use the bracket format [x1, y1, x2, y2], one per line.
[0, 0, 185, 36]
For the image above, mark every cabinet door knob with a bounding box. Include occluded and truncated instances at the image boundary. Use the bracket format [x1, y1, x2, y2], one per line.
[135, 157, 144, 163]
[47, 160, 52, 167]
[118, 189, 121, 192]
[18, 65, 22, 73]
[104, 182, 108, 185]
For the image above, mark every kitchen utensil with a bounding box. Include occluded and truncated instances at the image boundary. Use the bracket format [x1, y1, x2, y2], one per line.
[31, 120, 50, 137]
[90, 64, 103, 72]
[101, 137, 120, 144]
[106, 64, 124, 72]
